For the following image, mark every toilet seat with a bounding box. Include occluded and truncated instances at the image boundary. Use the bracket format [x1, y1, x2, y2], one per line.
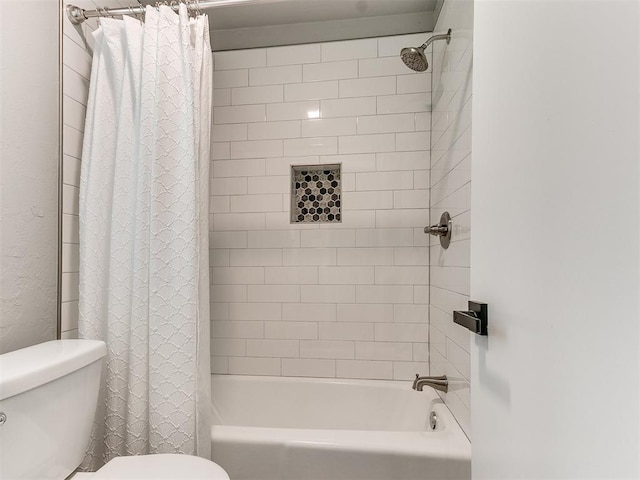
[92, 454, 230, 479]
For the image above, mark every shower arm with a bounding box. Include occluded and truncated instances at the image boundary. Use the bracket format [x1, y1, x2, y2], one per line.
[419, 29, 453, 50]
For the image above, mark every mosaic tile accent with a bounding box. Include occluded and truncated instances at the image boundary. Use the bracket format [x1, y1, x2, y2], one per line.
[291, 165, 341, 223]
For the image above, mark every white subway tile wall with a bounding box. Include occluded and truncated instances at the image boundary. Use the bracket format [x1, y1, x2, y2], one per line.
[429, 0, 474, 437]
[62, 24, 433, 381]
[211, 33, 432, 381]
[61, 0, 128, 339]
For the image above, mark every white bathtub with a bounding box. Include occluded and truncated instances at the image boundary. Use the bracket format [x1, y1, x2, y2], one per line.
[210, 375, 470, 480]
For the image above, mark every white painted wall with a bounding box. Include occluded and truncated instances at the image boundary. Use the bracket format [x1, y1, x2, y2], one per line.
[2, 0, 131, 349]
[429, 0, 473, 437]
[471, 1, 639, 477]
[210, 34, 433, 379]
[0, 0, 59, 353]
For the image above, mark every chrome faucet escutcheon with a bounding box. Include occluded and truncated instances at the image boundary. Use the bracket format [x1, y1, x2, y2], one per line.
[412, 374, 448, 393]
[424, 211, 452, 249]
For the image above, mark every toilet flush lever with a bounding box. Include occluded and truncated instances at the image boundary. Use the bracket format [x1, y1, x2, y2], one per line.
[424, 211, 452, 249]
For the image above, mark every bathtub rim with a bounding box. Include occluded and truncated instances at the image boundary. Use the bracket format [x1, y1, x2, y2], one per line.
[210, 373, 471, 460]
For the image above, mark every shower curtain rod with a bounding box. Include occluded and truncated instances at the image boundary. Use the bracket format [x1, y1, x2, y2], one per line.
[66, 0, 287, 25]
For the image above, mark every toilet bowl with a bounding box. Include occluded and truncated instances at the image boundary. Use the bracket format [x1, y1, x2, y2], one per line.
[0, 340, 229, 480]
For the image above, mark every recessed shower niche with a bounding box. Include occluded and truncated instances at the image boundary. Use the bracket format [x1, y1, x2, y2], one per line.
[291, 165, 341, 224]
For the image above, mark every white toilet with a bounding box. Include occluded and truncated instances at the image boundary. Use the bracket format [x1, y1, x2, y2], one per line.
[0, 339, 229, 480]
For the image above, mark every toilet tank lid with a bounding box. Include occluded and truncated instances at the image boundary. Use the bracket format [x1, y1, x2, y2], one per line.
[0, 339, 106, 401]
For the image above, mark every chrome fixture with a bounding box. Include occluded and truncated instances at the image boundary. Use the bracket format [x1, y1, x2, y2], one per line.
[66, 0, 289, 25]
[429, 411, 438, 430]
[400, 28, 452, 72]
[412, 374, 448, 393]
[424, 211, 452, 249]
[0, 412, 6, 426]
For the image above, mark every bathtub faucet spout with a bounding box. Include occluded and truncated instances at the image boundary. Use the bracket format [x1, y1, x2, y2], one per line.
[412, 374, 448, 393]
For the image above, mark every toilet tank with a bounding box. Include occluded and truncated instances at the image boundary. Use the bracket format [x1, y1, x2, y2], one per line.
[0, 339, 106, 480]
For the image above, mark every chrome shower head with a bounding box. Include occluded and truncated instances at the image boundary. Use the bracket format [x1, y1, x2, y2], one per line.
[400, 46, 428, 72]
[400, 29, 453, 73]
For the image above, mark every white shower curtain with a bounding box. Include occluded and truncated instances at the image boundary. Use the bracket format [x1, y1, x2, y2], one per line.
[78, 5, 212, 470]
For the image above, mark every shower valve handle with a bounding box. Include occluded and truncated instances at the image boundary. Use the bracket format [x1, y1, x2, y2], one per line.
[424, 224, 449, 236]
[423, 211, 452, 249]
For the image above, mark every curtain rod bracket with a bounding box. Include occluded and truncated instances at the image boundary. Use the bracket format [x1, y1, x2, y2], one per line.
[67, 4, 87, 25]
